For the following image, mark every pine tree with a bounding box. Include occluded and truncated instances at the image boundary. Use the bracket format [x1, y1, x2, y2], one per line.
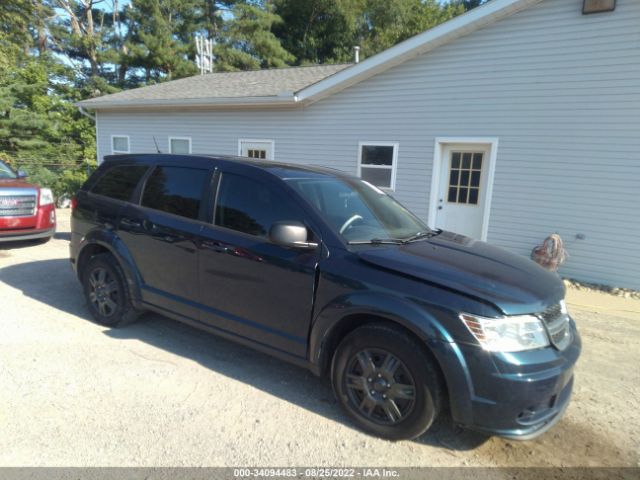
[213, 1, 294, 71]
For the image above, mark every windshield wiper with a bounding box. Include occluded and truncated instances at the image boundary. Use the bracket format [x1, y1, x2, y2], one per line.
[402, 231, 437, 243]
[348, 238, 405, 245]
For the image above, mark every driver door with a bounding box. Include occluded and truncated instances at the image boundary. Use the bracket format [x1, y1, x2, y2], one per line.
[197, 171, 321, 358]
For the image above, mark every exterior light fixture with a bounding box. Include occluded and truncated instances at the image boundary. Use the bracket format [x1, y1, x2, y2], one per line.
[583, 0, 616, 14]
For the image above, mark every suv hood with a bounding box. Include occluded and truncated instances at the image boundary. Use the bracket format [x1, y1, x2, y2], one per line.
[0, 179, 37, 189]
[356, 231, 564, 315]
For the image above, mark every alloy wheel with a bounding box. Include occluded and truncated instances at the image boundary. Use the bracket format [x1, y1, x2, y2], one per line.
[88, 267, 119, 317]
[344, 348, 417, 425]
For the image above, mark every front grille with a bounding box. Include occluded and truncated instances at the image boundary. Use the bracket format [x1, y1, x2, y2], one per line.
[538, 303, 571, 350]
[0, 195, 37, 217]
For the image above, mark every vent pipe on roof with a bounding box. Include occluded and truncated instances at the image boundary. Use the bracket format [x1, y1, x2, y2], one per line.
[354, 46, 360, 64]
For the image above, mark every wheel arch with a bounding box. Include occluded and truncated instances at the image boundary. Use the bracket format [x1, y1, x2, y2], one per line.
[309, 293, 452, 381]
[76, 232, 143, 307]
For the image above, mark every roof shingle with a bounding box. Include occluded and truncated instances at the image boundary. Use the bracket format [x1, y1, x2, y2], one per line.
[79, 64, 351, 108]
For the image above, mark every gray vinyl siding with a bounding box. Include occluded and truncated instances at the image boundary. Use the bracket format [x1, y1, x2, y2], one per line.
[96, 0, 640, 289]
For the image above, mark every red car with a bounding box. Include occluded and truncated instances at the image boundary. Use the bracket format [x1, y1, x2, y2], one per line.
[0, 160, 56, 243]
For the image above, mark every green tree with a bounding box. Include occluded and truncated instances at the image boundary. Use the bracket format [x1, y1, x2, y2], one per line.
[272, 0, 365, 65]
[272, 0, 465, 65]
[358, 0, 464, 57]
[213, 1, 294, 71]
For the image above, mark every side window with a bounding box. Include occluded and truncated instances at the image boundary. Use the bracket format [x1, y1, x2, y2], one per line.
[91, 165, 148, 201]
[215, 173, 304, 238]
[358, 142, 398, 190]
[141, 166, 208, 220]
[111, 135, 130, 154]
[169, 137, 191, 154]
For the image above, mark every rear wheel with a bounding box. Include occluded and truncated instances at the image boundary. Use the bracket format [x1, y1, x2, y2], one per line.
[331, 323, 443, 440]
[81, 253, 139, 327]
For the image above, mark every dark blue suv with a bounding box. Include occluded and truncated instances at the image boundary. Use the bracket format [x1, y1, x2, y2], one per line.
[70, 154, 580, 440]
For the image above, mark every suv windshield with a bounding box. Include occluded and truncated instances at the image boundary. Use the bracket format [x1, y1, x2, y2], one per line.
[0, 161, 17, 180]
[285, 175, 431, 244]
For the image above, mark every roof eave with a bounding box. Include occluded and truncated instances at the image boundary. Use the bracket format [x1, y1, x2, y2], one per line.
[75, 94, 298, 110]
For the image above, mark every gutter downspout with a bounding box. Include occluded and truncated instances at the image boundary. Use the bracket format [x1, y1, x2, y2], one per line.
[78, 106, 96, 121]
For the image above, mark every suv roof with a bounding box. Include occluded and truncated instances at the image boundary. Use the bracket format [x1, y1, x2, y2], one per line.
[103, 153, 351, 181]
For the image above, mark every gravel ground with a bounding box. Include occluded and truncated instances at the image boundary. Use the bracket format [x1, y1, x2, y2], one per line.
[0, 210, 638, 467]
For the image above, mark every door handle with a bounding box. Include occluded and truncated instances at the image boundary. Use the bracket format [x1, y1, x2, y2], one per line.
[120, 218, 142, 228]
[201, 240, 228, 253]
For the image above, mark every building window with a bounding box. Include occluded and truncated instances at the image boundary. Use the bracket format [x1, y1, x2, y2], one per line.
[447, 151, 483, 205]
[358, 142, 398, 190]
[111, 135, 130, 154]
[169, 137, 192, 154]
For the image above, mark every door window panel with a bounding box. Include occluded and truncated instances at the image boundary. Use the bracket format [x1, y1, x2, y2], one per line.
[247, 149, 267, 159]
[215, 173, 303, 238]
[447, 151, 483, 205]
[141, 166, 208, 220]
[91, 165, 148, 201]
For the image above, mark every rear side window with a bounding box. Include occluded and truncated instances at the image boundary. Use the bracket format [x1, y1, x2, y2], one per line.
[141, 166, 209, 220]
[91, 165, 148, 201]
[215, 173, 303, 237]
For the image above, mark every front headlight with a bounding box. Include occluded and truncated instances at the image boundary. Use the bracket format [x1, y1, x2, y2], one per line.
[39, 188, 54, 206]
[460, 312, 550, 352]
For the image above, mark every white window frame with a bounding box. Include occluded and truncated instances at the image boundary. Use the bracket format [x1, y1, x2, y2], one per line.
[428, 137, 499, 241]
[168, 136, 192, 154]
[237, 139, 275, 160]
[357, 141, 399, 191]
[111, 135, 130, 154]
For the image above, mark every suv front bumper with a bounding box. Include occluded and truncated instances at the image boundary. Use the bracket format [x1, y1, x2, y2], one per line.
[431, 319, 581, 439]
[0, 204, 56, 242]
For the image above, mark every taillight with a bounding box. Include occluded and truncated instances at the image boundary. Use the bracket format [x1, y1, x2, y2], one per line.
[70, 196, 78, 211]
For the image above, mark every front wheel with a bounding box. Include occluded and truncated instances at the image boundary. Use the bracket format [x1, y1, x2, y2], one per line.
[331, 324, 443, 440]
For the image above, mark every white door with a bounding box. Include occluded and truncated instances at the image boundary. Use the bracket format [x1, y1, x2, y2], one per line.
[435, 146, 489, 238]
[239, 140, 274, 160]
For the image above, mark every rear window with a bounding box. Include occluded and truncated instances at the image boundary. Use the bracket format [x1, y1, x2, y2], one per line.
[141, 166, 209, 220]
[91, 165, 148, 201]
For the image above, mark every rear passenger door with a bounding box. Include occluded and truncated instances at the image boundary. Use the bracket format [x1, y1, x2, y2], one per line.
[118, 164, 212, 319]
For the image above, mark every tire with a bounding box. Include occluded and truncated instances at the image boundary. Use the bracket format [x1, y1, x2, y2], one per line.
[32, 236, 52, 245]
[331, 323, 443, 440]
[81, 253, 139, 327]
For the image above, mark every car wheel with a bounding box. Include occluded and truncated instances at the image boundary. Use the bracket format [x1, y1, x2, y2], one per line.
[32, 236, 51, 245]
[82, 253, 139, 327]
[331, 323, 443, 440]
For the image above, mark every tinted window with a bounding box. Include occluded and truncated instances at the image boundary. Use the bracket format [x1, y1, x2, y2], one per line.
[91, 165, 148, 201]
[141, 166, 208, 220]
[215, 173, 303, 237]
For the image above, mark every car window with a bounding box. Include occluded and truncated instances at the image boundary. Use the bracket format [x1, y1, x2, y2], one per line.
[141, 166, 209, 220]
[215, 173, 304, 238]
[91, 165, 148, 201]
[286, 176, 427, 243]
[0, 161, 17, 179]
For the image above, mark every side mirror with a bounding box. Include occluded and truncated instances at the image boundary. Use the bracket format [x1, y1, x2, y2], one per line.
[269, 221, 318, 249]
[17, 169, 27, 178]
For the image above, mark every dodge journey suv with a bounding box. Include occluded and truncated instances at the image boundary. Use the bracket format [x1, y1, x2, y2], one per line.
[70, 154, 580, 440]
